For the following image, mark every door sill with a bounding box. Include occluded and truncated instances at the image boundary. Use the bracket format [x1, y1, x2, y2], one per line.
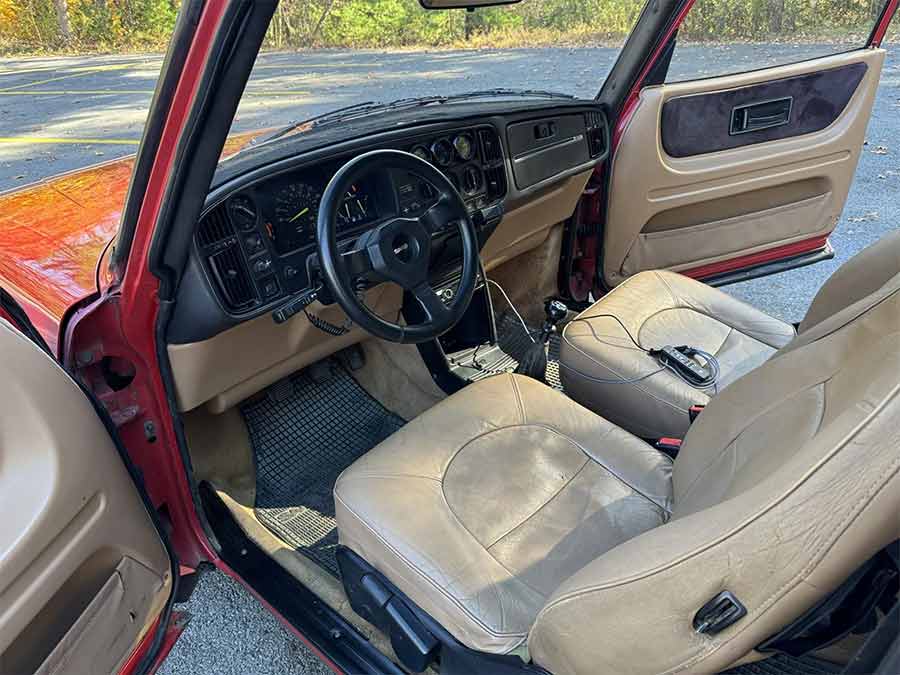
[699, 239, 834, 287]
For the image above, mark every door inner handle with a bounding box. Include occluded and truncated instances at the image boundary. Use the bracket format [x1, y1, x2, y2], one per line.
[730, 97, 793, 135]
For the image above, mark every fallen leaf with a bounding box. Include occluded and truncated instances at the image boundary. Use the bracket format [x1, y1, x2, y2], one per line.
[847, 211, 879, 223]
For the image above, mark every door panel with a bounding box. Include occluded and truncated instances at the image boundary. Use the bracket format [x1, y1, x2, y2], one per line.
[603, 49, 885, 287]
[0, 319, 171, 674]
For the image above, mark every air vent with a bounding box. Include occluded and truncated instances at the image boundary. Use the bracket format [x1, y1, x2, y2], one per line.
[585, 111, 607, 158]
[484, 165, 507, 201]
[197, 208, 234, 247]
[479, 128, 503, 164]
[209, 243, 256, 310]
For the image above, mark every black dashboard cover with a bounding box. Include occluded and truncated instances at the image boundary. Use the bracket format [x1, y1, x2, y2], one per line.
[660, 62, 866, 158]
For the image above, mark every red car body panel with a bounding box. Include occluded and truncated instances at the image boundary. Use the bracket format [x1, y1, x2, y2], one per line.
[0, 130, 262, 353]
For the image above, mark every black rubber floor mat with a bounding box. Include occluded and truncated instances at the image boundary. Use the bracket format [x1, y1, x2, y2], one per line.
[446, 311, 562, 390]
[241, 362, 405, 576]
[720, 654, 842, 675]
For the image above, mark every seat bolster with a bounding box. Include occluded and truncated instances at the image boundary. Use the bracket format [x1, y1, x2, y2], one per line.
[800, 229, 900, 333]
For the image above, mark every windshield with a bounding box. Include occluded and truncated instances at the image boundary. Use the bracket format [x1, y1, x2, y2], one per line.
[224, 1, 646, 151]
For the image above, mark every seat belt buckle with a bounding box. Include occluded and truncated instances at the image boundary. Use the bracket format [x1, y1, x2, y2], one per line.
[655, 437, 682, 458]
[689, 404, 705, 423]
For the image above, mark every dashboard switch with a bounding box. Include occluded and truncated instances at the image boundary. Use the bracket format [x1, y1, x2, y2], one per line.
[244, 233, 265, 254]
[253, 257, 273, 275]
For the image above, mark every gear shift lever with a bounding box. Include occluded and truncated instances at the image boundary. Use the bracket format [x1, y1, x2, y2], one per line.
[515, 299, 568, 382]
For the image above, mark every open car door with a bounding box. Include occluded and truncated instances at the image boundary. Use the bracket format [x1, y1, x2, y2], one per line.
[0, 293, 173, 675]
[600, 0, 895, 287]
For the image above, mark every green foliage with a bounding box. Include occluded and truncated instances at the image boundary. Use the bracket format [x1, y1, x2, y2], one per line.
[1, 0, 896, 54]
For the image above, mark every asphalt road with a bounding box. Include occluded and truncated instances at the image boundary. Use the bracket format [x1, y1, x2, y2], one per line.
[1, 45, 898, 675]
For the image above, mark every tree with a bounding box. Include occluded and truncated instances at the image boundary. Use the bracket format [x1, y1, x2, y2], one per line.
[54, 0, 72, 44]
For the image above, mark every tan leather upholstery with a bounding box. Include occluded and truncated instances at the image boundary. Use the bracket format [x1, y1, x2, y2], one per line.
[560, 232, 900, 440]
[335, 234, 900, 673]
[560, 270, 795, 438]
[334, 373, 673, 654]
[529, 266, 900, 675]
[799, 229, 900, 333]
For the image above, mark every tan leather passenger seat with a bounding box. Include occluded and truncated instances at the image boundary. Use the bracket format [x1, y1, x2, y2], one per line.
[335, 231, 900, 674]
[560, 230, 900, 438]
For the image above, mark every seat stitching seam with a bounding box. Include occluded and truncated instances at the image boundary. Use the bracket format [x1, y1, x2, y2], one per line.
[653, 270, 680, 305]
[562, 357, 690, 414]
[438, 480, 549, 600]
[334, 489, 530, 640]
[485, 457, 591, 549]
[530, 424, 672, 512]
[510, 374, 526, 424]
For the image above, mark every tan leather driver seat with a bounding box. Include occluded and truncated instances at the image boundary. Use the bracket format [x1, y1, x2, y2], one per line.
[335, 233, 900, 674]
[561, 231, 900, 438]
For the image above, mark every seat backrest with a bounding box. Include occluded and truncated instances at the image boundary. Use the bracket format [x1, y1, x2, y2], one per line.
[528, 249, 900, 674]
[799, 228, 900, 334]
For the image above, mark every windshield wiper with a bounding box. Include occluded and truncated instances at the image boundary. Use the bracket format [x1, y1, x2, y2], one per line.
[258, 89, 578, 143]
[442, 88, 578, 101]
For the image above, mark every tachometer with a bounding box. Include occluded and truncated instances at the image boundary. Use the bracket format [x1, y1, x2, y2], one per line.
[272, 182, 321, 254]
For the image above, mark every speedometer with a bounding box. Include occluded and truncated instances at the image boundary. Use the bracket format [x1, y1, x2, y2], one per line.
[272, 182, 321, 254]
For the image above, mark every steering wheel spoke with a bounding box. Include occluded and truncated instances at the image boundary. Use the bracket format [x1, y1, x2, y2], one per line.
[341, 244, 376, 279]
[412, 282, 451, 322]
[418, 193, 457, 235]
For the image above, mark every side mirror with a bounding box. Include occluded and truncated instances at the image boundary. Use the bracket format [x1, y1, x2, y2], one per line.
[419, 0, 522, 8]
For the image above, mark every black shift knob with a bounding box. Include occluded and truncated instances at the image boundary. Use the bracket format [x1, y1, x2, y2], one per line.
[545, 299, 568, 325]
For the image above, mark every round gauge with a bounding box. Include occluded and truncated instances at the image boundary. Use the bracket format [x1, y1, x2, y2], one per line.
[273, 182, 322, 253]
[411, 145, 431, 162]
[430, 139, 453, 167]
[453, 133, 475, 161]
[337, 183, 373, 228]
[229, 194, 258, 231]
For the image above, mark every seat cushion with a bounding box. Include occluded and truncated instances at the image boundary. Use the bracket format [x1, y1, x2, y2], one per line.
[334, 373, 672, 654]
[560, 270, 795, 439]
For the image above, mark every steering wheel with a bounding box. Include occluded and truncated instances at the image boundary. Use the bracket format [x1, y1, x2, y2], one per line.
[316, 149, 479, 344]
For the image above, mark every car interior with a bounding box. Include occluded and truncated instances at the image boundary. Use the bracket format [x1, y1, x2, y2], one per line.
[1, 0, 898, 671]
[146, 34, 900, 674]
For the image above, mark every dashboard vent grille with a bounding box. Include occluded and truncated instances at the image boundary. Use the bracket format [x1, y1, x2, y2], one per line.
[584, 111, 607, 158]
[484, 165, 507, 201]
[197, 208, 234, 247]
[479, 128, 503, 164]
[209, 243, 256, 310]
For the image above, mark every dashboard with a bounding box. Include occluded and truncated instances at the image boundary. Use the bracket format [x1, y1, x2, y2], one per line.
[195, 125, 508, 316]
[174, 102, 610, 349]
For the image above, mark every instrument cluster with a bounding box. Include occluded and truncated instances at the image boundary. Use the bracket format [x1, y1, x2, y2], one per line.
[195, 124, 507, 316]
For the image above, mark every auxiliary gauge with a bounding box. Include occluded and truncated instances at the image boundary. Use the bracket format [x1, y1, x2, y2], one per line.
[453, 134, 475, 161]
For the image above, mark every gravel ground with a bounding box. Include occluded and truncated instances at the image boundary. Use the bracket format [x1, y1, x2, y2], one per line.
[1, 43, 898, 675]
